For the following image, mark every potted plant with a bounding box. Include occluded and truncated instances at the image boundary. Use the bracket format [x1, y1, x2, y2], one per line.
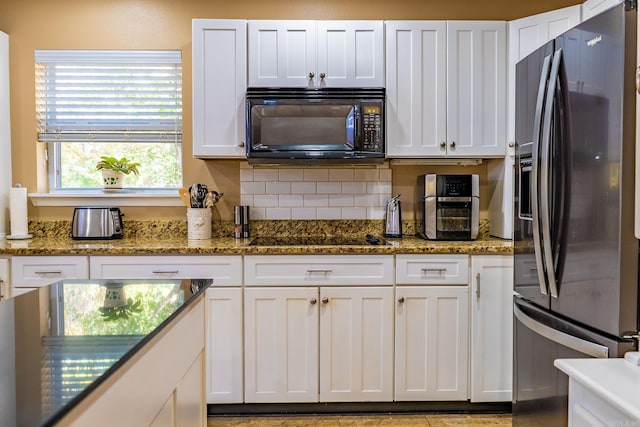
[95, 156, 141, 189]
[99, 284, 143, 321]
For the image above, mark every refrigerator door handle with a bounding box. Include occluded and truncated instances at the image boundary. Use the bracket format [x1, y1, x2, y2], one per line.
[540, 49, 563, 298]
[531, 54, 553, 296]
[514, 303, 609, 358]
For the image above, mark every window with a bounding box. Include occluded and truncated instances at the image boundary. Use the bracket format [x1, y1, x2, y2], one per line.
[35, 50, 183, 190]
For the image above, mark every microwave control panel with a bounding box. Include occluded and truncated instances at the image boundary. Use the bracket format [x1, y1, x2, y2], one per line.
[361, 104, 382, 150]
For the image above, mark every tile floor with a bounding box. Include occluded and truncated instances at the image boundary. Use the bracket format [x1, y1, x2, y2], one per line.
[207, 413, 513, 426]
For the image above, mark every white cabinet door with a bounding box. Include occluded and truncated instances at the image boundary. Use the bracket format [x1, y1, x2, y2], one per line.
[394, 286, 469, 401]
[319, 286, 393, 402]
[582, 0, 622, 20]
[446, 21, 506, 157]
[248, 20, 317, 87]
[192, 19, 247, 158]
[385, 21, 447, 157]
[316, 21, 384, 87]
[244, 287, 319, 403]
[206, 287, 243, 404]
[470, 255, 514, 402]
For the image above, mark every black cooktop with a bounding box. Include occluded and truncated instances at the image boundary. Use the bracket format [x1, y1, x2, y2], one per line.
[249, 235, 386, 246]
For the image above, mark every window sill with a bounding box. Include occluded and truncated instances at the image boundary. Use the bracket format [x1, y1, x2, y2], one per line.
[29, 190, 185, 207]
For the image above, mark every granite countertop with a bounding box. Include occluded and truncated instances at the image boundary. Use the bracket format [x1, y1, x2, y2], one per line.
[0, 278, 211, 427]
[0, 219, 512, 256]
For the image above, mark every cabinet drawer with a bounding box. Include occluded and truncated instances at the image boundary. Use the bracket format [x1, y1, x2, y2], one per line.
[90, 256, 242, 286]
[396, 254, 469, 285]
[244, 255, 394, 286]
[11, 256, 89, 287]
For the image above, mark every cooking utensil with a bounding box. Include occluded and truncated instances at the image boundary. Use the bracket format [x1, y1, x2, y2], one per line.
[178, 188, 191, 207]
[189, 183, 209, 208]
[211, 191, 224, 204]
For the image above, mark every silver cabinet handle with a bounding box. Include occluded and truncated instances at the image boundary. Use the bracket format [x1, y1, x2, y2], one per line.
[636, 66, 640, 94]
[35, 270, 62, 275]
[308, 72, 315, 79]
[307, 269, 332, 274]
[439, 141, 446, 149]
[508, 141, 515, 148]
[322, 297, 329, 304]
[421, 268, 446, 274]
[476, 273, 481, 299]
[0, 279, 4, 301]
[397, 296, 405, 304]
[310, 297, 317, 305]
[450, 141, 456, 148]
[152, 270, 179, 274]
[238, 141, 245, 148]
[320, 72, 326, 79]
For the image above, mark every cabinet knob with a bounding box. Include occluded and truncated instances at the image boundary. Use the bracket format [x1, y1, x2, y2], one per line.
[238, 141, 245, 148]
[450, 141, 456, 148]
[440, 141, 446, 149]
[508, 141, 515, 148]
[310, 297, 317, 305]
[322, 297, 329, 304]
[397, 296, 405, 304]
[320, 72, 326, 79]
[308, 72, 315, 79]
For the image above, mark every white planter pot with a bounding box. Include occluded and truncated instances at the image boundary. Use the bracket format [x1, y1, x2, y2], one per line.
[101, 170, 124, 189]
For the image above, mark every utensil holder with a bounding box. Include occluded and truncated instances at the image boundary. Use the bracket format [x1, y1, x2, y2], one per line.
[187, 207, 212, 240]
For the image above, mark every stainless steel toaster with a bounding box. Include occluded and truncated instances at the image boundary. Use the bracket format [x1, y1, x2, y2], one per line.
[71, 207, 123, 240]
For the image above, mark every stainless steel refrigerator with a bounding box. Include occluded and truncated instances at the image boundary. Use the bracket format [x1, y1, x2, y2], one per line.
[513, 3, 639, 425]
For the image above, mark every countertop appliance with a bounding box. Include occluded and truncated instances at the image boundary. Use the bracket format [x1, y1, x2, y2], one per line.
[71, 206, 123, 240]
[245, 87, 385, 165]
[513, 4, 638, 426]
[416, 174, 479, 240]
[384, 195, 402, 238]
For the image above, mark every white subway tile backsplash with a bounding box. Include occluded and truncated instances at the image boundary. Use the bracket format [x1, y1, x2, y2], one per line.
[304, 194, 329, 207]
[240, 165, 392, 220]
[329, 195, 354, 207]
[278, 168, 304, 182]
[266, 182, 292, 195]
[253, 169, 279, 182]
[317, 207, 342, 220]
[291, 182, 317, 195]
[278, 195, 304, 207]
[291, 207, 317, 220]
[341, 181, 367, 195]
[316, 181, 342, 194]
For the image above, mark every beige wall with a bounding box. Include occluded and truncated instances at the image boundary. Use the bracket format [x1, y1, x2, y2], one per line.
[0, 0, 580, 220]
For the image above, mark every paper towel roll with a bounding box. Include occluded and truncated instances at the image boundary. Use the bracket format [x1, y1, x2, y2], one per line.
[9, 186, 28, 237]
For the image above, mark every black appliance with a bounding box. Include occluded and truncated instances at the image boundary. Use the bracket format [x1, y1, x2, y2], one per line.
[245, 87, 385, 165]
[416, 174, 479, 240]
[513, 3, 639, 426]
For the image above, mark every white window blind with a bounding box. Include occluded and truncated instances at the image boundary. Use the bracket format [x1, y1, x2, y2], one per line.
[35, 50, 182, 143]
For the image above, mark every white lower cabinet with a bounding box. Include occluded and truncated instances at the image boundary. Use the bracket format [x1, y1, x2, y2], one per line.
[11, 256, 89, 296]
[0, 258, 8, 300]
[394, 285, 469, 401]
[469, 255, 514, 402]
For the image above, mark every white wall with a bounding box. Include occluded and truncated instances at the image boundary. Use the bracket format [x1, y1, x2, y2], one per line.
[0, 31, 11, 238]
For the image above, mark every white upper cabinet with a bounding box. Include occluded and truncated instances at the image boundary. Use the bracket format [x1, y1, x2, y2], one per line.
[248, 20, 384, 87]
[192, 19, 247, 158]
[386, 21, 506, 158]
[581, 0, 623, 21]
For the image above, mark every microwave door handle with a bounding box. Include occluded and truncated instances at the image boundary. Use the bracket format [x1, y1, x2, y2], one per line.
[531, 53, 553, 296]
[353, 105, 361, 148]
[540, 49, 563, 299]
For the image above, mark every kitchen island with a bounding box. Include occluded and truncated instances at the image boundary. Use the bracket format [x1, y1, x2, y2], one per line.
[0, 278, 211, 427]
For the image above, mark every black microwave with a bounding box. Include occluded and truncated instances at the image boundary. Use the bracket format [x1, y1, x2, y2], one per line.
[245, 87, 385, 165]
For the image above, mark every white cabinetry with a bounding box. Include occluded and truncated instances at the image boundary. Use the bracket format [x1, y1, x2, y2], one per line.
[0, 258, 8, 300]
[248, 20, 384, 87]
[385, 21, 506, 158]
[469, 255, 514, 402]
[243, 255, 394, 403]
[11, 256, 89, 296]
[582, 0, 623, 20]
[192, 19, 247, 158]
[394, 255, 469, 401]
